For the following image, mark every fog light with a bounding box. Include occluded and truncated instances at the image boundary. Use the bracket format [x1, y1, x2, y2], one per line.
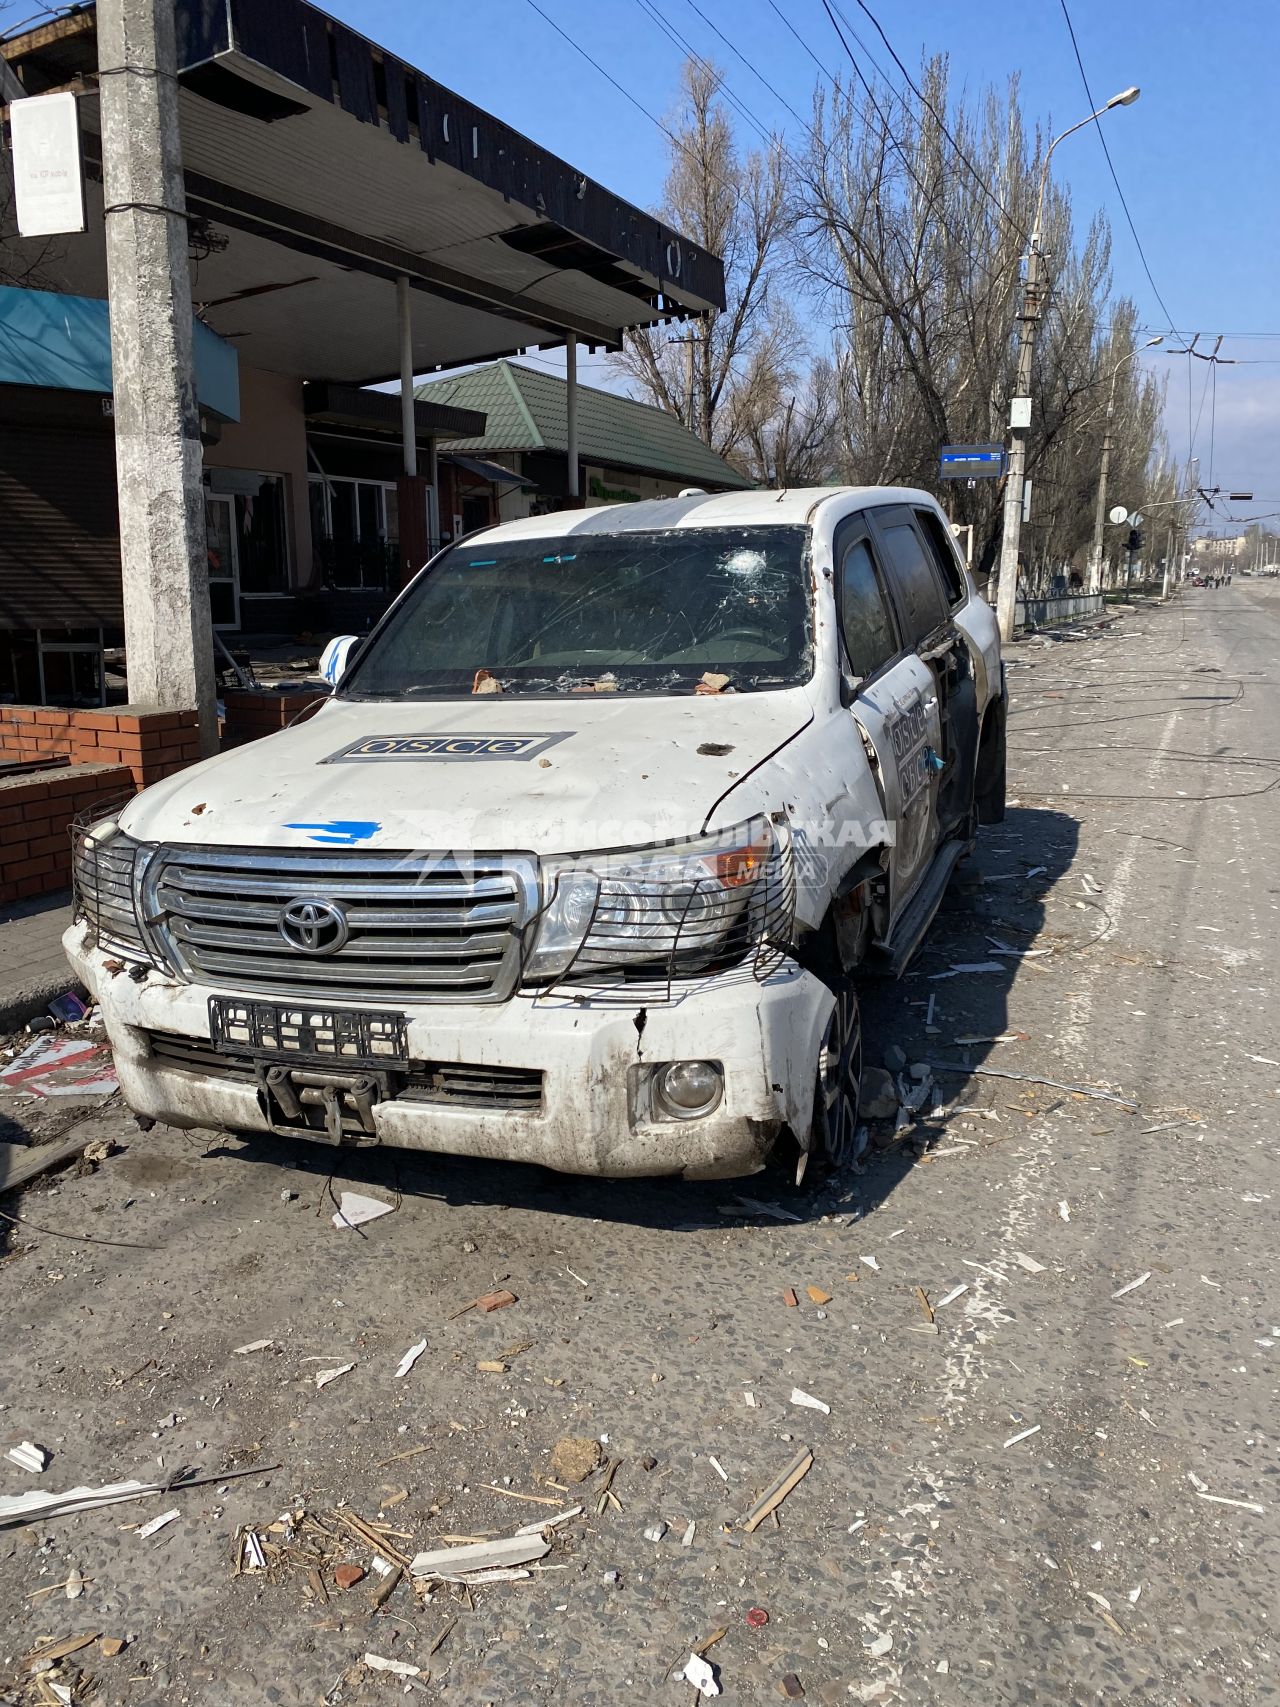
[653, 1059, 723, 1120]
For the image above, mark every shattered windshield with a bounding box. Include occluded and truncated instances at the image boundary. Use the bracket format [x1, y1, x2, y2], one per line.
[340, 525, 813, 698]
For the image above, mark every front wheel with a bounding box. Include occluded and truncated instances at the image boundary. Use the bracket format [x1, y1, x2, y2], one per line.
[797, 972, 864, 1185]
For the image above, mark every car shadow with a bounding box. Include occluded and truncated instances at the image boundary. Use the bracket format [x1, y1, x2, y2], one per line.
[206, 806, 1079, 1233]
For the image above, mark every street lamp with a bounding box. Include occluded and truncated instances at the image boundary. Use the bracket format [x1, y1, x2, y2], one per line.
[993, 88, 1141, 643]
[1088, 336, 1163, 592]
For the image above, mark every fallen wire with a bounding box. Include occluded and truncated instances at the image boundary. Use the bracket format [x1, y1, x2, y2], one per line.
[0, 1204, 153, 1251]
[925, 1063, 1139, 1110]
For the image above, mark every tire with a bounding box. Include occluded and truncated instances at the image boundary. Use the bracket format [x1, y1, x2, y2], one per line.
[975, 702, 1007, 825]
[797, 970, 864, 1185]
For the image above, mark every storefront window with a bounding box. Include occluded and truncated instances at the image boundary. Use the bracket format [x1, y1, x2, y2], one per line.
[234, 474, 289, 595]
[309, 475, 399, 590]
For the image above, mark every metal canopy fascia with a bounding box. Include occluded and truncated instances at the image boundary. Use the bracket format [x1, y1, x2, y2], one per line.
[175, 0, 724, 320]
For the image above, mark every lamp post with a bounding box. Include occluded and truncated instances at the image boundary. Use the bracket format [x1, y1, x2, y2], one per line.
[1088, 336, 1162, 593]
[994, 86, 1141, 643]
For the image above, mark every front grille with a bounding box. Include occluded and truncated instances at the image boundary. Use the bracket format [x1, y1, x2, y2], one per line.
[145, 847, 537, 1005]
[72, 826, 149, 959]
[146, 1031, 544, 1111]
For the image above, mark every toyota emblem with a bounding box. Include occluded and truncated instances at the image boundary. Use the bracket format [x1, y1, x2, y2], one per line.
[278, 897, 349, 955]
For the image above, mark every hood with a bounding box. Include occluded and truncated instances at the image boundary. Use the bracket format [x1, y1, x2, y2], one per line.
[120, 692, 813, 854]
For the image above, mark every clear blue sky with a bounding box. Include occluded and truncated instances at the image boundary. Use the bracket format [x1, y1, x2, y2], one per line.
[329, 0, 1280, 531]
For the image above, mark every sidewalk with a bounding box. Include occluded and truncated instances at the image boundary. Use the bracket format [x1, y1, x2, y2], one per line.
[0, 889, 75, 1032]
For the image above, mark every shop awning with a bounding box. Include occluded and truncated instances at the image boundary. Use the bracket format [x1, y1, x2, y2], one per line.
[442, 453, 536, 488]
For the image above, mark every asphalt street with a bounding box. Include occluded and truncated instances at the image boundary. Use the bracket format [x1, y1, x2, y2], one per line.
[1, 582, 1278, 1707]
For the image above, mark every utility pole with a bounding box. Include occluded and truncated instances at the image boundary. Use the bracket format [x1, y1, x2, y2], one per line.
[99, 0, 216, 753]
[994, 246, 1041, 643]
[1088, 337, 1162, 594]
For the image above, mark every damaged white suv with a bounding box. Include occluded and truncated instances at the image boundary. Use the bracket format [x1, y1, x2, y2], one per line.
[66, 487, 1005, 1182]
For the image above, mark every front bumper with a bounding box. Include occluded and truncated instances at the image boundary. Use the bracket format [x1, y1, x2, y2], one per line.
[65, 922, 831, 1179]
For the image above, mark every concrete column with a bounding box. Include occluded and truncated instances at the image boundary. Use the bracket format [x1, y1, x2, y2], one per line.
[396, 275, 418, 478]
[564, 338, 579, 501]
[99, 0, 216, 755]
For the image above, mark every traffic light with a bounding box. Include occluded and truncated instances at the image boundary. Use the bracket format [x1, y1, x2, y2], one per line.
[1127, 528, 1143, 554]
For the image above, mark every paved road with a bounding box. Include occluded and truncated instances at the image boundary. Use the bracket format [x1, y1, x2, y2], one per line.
[2, 585, 1278, 1706]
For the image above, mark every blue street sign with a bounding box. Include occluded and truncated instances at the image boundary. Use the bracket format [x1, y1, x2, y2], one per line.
[939, 443, 1005, 480]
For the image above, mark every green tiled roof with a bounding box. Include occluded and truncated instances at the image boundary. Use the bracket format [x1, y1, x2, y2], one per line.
[414, 360, 752, 489]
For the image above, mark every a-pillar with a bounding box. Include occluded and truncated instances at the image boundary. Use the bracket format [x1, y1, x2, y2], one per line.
[99, 0, 217, 755]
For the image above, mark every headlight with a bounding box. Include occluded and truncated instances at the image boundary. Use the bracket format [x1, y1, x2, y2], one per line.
[72, 818, 153, 962]
[522, 816, 791, 987]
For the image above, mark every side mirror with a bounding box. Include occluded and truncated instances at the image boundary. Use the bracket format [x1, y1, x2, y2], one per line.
[839, 670, 859, 708]
[319, 634, 360, 688]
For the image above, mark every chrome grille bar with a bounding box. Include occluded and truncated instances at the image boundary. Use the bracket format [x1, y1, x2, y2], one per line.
[146, 846, 537, 1005]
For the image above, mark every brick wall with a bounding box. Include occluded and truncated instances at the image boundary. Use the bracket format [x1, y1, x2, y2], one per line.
[0, 762, 135, 904]
[221, 690, 324, 749]
[0, 704, 201, 792]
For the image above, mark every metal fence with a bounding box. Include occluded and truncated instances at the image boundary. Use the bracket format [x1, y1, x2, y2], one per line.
[1014, 591, 1105, 629]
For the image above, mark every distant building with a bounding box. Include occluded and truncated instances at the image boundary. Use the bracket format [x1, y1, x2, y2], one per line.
[1191, 534, 1247, 559]
[415, 360, 752, 536]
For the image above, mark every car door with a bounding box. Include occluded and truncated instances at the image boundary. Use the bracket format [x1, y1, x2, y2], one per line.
[833, 514, 944, 930]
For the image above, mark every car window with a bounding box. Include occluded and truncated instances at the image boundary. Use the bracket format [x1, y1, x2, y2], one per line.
[913, 507, 966, 605]
[877, 519, 951, 643]
[839, 538, 900, 679]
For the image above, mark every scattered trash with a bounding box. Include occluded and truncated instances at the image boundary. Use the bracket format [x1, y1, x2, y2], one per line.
[1013, 1253, 1046, 1274]
[1058, 1200, 1071, 1223]
[100, 1637, 126, 1657]
[780, 1673, 805, 1698]
[410, 1534, 551, 1579]
[22, 1632, 100, 1672]
[782, 1288, 799, 1308]
[790, 1388, 830, 1416]
[1200, 1275, 1222, 1290]
[6, 1442, 49, 1474]
[860, 1067, 899, 1119]
[934, 1283, 968, 1309]
[746, 1607, 769, 1628]
[743, 1391, 756, 1408]
[1111, 1272, 1152, 1300]
[0, 1461, 278, 1530]
[136, 1507, 180, 1538]
[725, 1196, 802, 1223]
[315, 1363, 355, 1390]
[708, 1455, 729, 1482]
[928, 961, 1004, 980]
[82, 1138, 114, 1163]
[927, 1061, 1139, 1110]
[805, 1286, 833, 1308]
[860, 1256, 880, 1272]
[451, 1288, 518, 1318]
[0, 1034, 118, 1099]
[232, 1338, 273, 1356]
[683, 1652, 722, 1696]
[695, 671, 731, 696]
[643, 1521, 668, 1542]
[739, 1446, 813, 1533]
[681, 1520, 696, 1547]
[1003, 1424, 1041, 1449]
[365, 1653, 422, 1677]
[515, 1506, 582, 1537]
[334, 1563, 366, 1590]
[331, 1192, 395, 1230]
[884, 1044, 907, 1072]
[64, 1567, 84, 1600]
[913, 1287, 934, 1323]
[864, 1631, 893, 1657]
[476, 1360, 508, 1374]
[48, 991, 90, 1025]
[241, 1531, 267, 1571]
[394, 1338, 428, 1379]
[1195, 1491, 1265, 1516]
[955, 1031, 1029, 1045]
[550, 1438, 602, 1483]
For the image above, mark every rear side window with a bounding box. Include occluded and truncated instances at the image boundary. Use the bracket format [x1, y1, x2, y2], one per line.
[914, 507, 966, 605]
[878, 520, 950, 644]
[839, 539, 900, 679]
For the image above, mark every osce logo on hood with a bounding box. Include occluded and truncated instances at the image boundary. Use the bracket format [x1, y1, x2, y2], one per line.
[322, 733, 572, 763]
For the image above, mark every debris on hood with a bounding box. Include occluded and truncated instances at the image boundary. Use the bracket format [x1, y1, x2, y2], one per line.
[472, 667, 503, 695]
[694, 671, 731, 695]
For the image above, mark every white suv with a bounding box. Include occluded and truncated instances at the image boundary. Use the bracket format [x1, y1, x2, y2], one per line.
[67, 487, 1005, 1182]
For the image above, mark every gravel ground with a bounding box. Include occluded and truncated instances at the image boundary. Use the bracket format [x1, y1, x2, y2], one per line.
[1, 583, 1277, 1707]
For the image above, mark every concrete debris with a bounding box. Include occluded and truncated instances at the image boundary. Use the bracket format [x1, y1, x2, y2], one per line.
[394, 1338, 428, 1378]
[314, 1363, 355, 1390]
[643, 1521, 668, 1542]
[864, 1631, 893, 1657]
[333, 1563, 366, 1589]
[331, 1191, 395, 1230]
[790, 1388, 830, 1415]
[806, 1286, 832, 1305]
[410, 1534, 551, 1578]
[935, 1284, 968, 1308]
[859, 1066, 899, 1119]
[781, 1672, 805, 1698]
[683, 1653, 722, 1697]
[64, 1567, 84, 1599]
[1058, 1200, 1071, 1223]
[232, 1338, 273, 1356]
[708, 1455, 729, 1482]
[6, 1441, 50, 1474]
[1111, 1272, 1152, 1300]
[681, 1519, 696, 1547]
[1013, 1253, 1046, 1274]
[550, 1437, 603, 1483]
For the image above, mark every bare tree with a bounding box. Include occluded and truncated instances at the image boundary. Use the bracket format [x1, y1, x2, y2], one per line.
[612, 58, 797, 467]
